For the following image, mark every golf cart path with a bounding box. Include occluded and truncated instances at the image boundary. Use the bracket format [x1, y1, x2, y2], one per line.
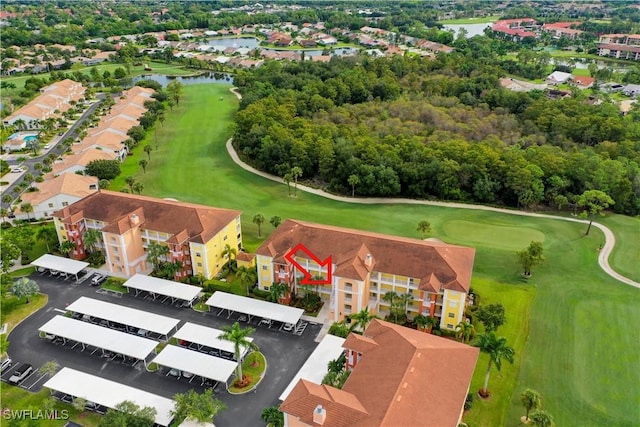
[226, 88, 638, 289]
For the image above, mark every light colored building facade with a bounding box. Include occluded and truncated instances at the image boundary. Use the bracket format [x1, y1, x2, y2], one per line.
[53, 191, 242, 280]
[280, 319, 479, 427]
[597, 34, 640, 61]
[255, 220, 475, 331]
[2, 79, 85, 129]
[15, 173, 98, 220]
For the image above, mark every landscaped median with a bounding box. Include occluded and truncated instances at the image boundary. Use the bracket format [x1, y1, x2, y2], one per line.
[228, 351, 267, 394]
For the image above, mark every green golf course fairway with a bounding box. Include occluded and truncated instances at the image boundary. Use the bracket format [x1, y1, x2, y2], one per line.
[115, 84, 640, 427]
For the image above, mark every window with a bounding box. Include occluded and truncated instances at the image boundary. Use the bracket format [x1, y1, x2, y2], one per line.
[447, 324, 454, 329]
[62, 202, 68, 206]
[223, 235, 228, 240]
[262, 265, 268, 271]
[59, 226, 64, 230]
[48, 203, 54, 208]
[197, 262, 202, 267]
[448, 313, 455, 318]
[196, 252, 201, 257]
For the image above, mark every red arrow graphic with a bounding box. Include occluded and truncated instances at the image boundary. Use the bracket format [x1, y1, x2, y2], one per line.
[284, 244, 332, 285]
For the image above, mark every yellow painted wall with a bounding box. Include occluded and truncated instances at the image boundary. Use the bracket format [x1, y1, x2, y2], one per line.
[191, 216, 241, 279]
[190, 242, 206, 276]
[53, 217, 68, 243]
[256, 255, 273, 289]
[441, 289, 467, 330]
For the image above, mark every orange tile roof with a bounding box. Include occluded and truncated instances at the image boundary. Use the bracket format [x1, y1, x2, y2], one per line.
[51, 149, 115, 174]
[256, 220, 475, 292]
[53, 190, 241, 243]
[19, 174, 98, 208]
[281, 320, 479, 427]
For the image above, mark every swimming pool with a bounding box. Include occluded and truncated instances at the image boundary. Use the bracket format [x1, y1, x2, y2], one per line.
[24, 135, 38, 142]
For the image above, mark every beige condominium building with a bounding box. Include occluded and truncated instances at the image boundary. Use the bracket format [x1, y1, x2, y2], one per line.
[255, 219, 475, 330]
[53, 191, 242, 280]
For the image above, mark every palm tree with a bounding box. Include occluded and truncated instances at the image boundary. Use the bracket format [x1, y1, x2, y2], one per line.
[261, 406, 284, 427]
[349, 308, 377, 333]
[2, 194, 13, 204]
[400, 292, 414, 315]
[252, 214, 265, 238]
[38, 360, 60, 377]
[529, 409, 554, 427]
[218, 322, 259, 382]
[125, 175, 136, 192]
[283, 173, 292, 196]
[474, 332, 516, 397]
[290, 166, 302, 197]
[37, 226, 58, 252]
[520, 389, 542, 423]
[382, 291, 399, 323]
[132, 181, 144, 195]
[0, 208, 7, 223]
[347, 174, 359, 197]
[268, 282, 288, 303]
[139, 159, 148, 173]
[59, 240, 76, 258]
[269, 215, 282, 229]
[144, 144, 152, 160]
[414, 314, 438, 333]
[236, 265, 257, 295]
[455, 320, 476, 343]
[83, 229, 102, 253]
[20, 202, 34, 221]
[146, 241, 169, 272]
[163, 260, 183, 279]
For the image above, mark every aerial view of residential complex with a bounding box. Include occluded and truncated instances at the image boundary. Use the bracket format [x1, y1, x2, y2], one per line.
[0, 1, 638, 426]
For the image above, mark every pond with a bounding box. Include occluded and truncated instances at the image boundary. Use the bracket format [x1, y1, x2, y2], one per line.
[131, 72, 233, 87]
[443, 22, 493, 38]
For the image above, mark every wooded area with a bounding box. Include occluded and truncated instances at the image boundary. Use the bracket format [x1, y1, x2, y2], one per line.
[233, 53, 640, 214]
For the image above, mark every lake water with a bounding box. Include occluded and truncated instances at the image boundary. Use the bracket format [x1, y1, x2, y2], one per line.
[443, 22, 493, 38]
[131, 72, 233, 87]
[206, 36, 358, 57]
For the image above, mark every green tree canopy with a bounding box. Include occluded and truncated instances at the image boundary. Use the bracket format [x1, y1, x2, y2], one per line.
[517, 241, 545, 277]
[476, 303, 506, 333]
[171, 389, 226, 425]
[10, 277, 40, 304]
[577, 190, 615, 235]
[85, 159, 122, 180]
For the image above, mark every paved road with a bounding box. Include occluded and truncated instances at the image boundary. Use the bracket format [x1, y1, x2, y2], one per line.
[4, 273, 321, 427]
[226, 86, 638, 288]
[1, 95, 105, 211]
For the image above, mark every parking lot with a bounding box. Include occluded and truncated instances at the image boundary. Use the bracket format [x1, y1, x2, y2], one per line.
[4, 272, 322, 427]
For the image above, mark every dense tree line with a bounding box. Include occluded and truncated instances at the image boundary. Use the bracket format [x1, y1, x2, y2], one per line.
[233, 54, 640, 215]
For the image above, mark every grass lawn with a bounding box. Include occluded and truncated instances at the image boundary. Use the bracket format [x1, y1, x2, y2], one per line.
[463, 278, 536, 427]
[598, 214, 640, 282]
[229, 351, 266, 393]
[440, 15, 501, 24]
[1, 293, 47, 333]
[9, 266, 36, 277]
[1, 386, 102, 427]
[112, 83, 638, 426]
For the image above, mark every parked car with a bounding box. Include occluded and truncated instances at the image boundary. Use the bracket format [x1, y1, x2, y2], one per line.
[90, 274, 105, 286]
[283, 323, 295, 332]
[8, 363, 33, 384]
[0, 356, 12, 372]
[43, 144, 51, 149]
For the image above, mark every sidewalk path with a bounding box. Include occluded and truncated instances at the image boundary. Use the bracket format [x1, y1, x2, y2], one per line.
[226, 88, 639, 289]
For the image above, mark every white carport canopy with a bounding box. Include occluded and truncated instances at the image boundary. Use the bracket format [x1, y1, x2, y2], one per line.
[39, 315, 157, 360]
[31, 254, 89, 276]
[66, 296, 180, 338]
[174, 322, 253, 356]
[279, 334, 346, 401]
[43, 367, 175, 426]
[124, 274, 201, 302]
[206, 292, 304, 325]
[152, 345, 237, 385]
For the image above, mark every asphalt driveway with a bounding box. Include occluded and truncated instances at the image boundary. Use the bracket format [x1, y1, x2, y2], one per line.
[4, 273, 321, 427]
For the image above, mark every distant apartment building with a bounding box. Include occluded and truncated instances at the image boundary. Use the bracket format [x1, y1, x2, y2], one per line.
[491, 18, 538, 39]
[280, 319, 479, 427]
[15, 174, 98, 220]
[541, 22, 583, 40]
[53, 191, 242, 280]
[255, 220, 475, 331]
[597, 34, 640, 61]
[2, 79, 85, 129]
